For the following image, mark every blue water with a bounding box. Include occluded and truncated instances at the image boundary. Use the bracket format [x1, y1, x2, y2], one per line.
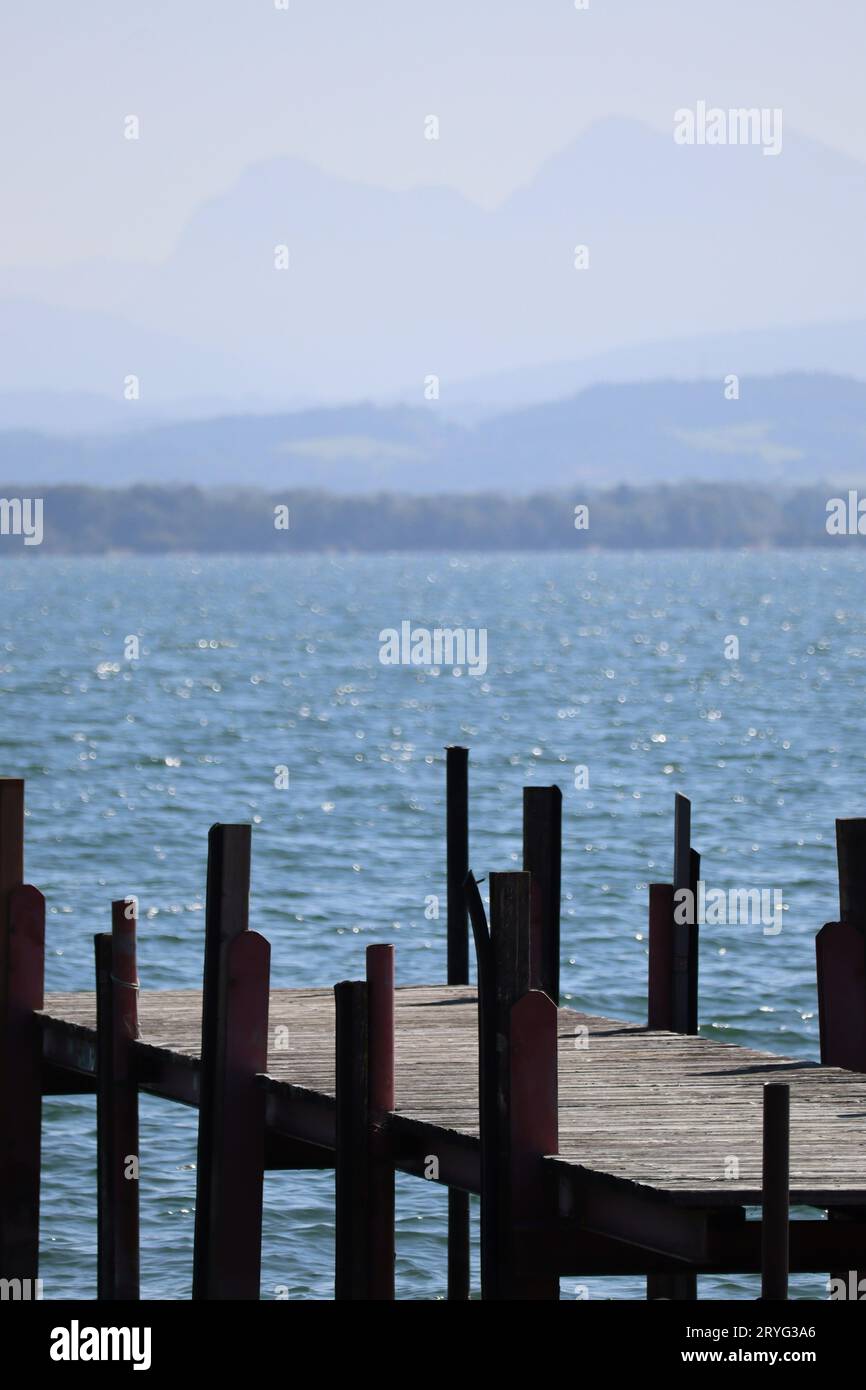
[3, 550, 862, 1300]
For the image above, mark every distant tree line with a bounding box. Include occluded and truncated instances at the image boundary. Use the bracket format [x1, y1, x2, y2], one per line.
[0, 482, 859, 555]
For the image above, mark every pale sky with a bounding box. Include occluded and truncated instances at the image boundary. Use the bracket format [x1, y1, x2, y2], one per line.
[1, 0, 863, 266]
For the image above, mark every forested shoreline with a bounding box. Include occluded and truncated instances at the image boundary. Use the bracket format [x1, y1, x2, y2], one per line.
[0, 482, 858, 554]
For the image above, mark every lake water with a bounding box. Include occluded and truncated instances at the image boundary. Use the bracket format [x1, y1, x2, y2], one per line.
[3, 549, 863, 1300]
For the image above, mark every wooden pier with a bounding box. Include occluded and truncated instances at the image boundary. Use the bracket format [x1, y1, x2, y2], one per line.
[1, 758, 865, 1300]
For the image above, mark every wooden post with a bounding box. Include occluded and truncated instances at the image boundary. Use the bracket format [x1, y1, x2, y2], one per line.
[671, 794, 698, 1035]
[446, 745, 469, 985]
[95, 900, 140, 1300]
[647, 882, 674, 1030]
[837, 819, 866, 929]
[816, 820, 866, 1071]
[505, 989, 559, 1299]
[761, 1083, 790, 1301]
[445, 745, 470, 1300]
[0, 874, 44, 1286]
[523, 786, 562, 1003]
[335, 980, 369, 1299]
[480, 871, 532, 1299]
[0, 779, 44, 1286]
[366, 944, 395, 1300]
[817, 821, 866, 1289]
[0, 780, 24, 1026]
[192, 825, 270, 1300]
[648, 796, 698, 1300]
[816, 922, 866, 1070]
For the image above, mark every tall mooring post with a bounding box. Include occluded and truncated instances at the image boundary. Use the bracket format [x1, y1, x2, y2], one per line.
[193, 824, 270, 1300]
[647, 793, 699, 1300]
[474, 871, 559, 1299]
[445, 745, 471, 1299]
[0, 780, 45, 1287]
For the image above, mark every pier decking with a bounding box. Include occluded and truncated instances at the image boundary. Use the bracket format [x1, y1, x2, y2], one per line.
[41, 984, 866, 1212]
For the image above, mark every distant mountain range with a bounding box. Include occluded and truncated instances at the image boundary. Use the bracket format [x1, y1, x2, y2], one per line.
[4, 372, 866, 493]
[3, 117, 866, 414]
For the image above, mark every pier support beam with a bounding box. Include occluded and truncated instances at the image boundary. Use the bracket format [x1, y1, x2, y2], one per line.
[193, 825, 270, 1300]
[95, 899, 140, 1300]
[445, 745, 471, 1300]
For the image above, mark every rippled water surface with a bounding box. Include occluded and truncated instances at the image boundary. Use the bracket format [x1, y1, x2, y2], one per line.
[4, 550, 864, 1300]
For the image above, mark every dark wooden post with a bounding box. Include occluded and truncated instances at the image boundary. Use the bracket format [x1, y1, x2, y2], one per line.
[0, 780, 24, 1026]
[446, 745, 469, 985]
[335, 979, 369, 1299]
[445, 745, 470, 1300]
[193, 825, 270, 1300]
[671, 794, 699, 1035]
[366, 944, 395, 1300]
[760, 1083, 790, 1301]
[648, 882, 674, 1030]
[648, 795, 698, 1300]
[0, 780, 45, 1286]
[505, 989, 559, 1299]
[837, 819, 866, 929]
[816, 820, 866, 1071]
[481, 871, 537, 1298]
[95, 899, 140, 1300]
[817, 821, 866, 1289]
[523, 786, 562, 1003]
[0, 875, 44, 1286]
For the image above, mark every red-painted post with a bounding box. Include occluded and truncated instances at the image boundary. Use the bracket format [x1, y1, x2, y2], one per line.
[481, 871, 531, 1299]
[193, 825, 270, 1300]
[816, 922, 866, 1070]
[0, 778, 45, 1287]
[648, 882, 674, 1030]
[96, 899, 140, 1300]
[506, 989, 559, 1299]
[366, 944, 395, 1300]
[0, 876, 44, 1286]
